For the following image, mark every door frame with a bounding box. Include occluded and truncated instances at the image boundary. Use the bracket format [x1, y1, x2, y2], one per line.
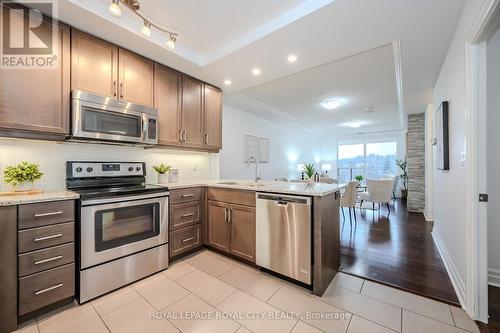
[465, 0, 500, 322]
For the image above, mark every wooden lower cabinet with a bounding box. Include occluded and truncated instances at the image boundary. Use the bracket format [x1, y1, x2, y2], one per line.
[0, 207, 17, 333]
[207, 201, 230, 252]
[207, 200, 256, 262]
[228, 204, 255, 262]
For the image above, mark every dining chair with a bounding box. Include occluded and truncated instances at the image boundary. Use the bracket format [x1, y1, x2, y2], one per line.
[340, 181, 359, 226]
[359, 178, 394, 215]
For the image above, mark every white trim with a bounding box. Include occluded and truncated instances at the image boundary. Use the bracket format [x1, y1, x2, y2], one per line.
[392, 40, 406, 130]
[432, 230, 466, 308]
[488, 269, 500, 287]
[464, 0, 500, 323]
[423, 212, 434, 222]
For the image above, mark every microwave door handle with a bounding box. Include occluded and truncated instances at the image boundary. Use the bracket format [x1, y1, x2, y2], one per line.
[107, 130, 127, 135]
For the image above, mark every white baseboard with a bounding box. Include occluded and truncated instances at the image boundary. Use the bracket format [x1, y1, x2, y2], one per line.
[423, 211, 434, 222]
[432, 230, 466, 308]
[488, 268, 500, 287]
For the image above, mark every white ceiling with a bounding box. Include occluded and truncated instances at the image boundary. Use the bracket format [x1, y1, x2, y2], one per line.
[226, 44, 401, 136]
[56, 0, 465, 135]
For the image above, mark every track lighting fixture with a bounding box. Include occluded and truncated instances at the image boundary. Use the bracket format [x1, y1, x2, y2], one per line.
[108, 0, 178, 50]
[108, 0, 121, 16]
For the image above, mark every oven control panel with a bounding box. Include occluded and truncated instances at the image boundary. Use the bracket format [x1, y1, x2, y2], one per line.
[67, 162, 145, 178]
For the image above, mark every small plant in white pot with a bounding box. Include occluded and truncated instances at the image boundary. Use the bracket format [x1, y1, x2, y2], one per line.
[153, 164, 172, 184]
[3, 161, 43, 192]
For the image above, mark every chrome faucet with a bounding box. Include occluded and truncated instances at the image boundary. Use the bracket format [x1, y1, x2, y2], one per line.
[250, 157, 260, 182]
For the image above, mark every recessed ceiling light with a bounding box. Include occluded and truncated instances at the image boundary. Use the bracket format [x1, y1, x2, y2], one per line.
[287, 54, 298, 63]
[224, 79, 232, 85]
[108, 0, 121, 16]
[365, 106, 375, 114]
[252, 68, 261, 75]
[321, 98, 342, 110]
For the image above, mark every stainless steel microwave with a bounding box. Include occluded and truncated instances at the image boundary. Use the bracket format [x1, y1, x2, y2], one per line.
[70, 90, 158, 146]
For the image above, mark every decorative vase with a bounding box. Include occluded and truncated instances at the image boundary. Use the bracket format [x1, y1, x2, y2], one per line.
[158, 173, 168, 184]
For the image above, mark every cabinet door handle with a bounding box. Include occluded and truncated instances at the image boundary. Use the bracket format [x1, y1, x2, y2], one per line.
[34, 255, 63, 265]
[181, 213, 194, 218]
[224, 208, 228, 222]
[33, 233, 63, 242]
[113, 80, 117, 97]
[34, 211, 62, 218]
[183, 130, 187, 143]
[179, 130, 183, 143]
[228, 208, 231, 222]
[181, 193, 194, 198]
[205, 134, 208, 145]
[120, 82, 124, 98]
[34, 283, 64, 296]
[181, 237, 194, 243]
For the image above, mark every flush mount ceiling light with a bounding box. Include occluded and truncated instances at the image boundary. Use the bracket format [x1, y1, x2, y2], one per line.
[224, 79, 232, 85]
[108, 0, 178, 51]
[252, 67, 261, 75]
[343, 121, 368, 128]
[108, 0, 122, 16]
[321, 98, 342, 110]
[287, 54, 298, 63]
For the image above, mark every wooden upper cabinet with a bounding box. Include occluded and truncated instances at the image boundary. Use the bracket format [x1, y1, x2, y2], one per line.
[71, 29, 118, 97]
[154, 64, 182, 146]
[229, 204, 256, 262]
[118, 48, 154, 107]
[204, 84, 222, 150]
[0, 13, 70, 137]
[181, 76, 204, 148]
[207, 201, 230, 252]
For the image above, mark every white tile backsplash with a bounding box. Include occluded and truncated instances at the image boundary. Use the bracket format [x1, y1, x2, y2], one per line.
[0, 138, 219, 191]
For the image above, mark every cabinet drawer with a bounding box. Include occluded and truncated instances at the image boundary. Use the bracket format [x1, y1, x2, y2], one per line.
[18, 243, 74, 277]
[171, 201, 200, 230]
[207, 188, 255, 207]
[19, 263, 75, 315]
[18, 200, 74, 230]
[18, 222, 74, 253]
[170, 187, 202, 204]
[170, 224, 201, 257]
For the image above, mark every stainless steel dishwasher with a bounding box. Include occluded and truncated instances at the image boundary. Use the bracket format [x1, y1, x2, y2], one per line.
[256, 193, 312, 284]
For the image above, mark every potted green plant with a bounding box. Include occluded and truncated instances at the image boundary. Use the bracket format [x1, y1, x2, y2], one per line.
[302, 163, 317, 181]
[153, 164, 172, 184]
[3, 161, 43, 192]
[396, 156, 408, 200]
[354, 175, 364, 183]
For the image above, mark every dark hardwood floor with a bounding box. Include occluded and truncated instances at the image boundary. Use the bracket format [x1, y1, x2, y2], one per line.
[339, 198, 460, 305]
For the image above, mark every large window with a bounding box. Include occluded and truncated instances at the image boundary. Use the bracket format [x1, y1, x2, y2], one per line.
[338, 139, 398, 184]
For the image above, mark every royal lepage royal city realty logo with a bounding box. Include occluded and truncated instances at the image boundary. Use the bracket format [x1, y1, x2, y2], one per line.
[1, 0, 58, 69]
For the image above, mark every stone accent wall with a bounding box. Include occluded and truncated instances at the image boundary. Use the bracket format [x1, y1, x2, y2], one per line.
[407, 113, 425, 212]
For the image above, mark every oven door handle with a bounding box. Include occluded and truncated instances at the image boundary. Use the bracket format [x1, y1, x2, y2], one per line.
[81, 192, 169, 206]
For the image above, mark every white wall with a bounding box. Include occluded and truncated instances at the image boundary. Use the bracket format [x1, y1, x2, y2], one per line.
[220, 105, 323, 181]
[487, 21, 500, 286]
[431, 0, 485, 306]
[0, 138, 217, 191]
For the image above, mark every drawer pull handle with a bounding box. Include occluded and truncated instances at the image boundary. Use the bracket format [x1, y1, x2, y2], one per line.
[34, 283, 64, 295]
[34, 255, 63, 265]
[34, 211, 63, 218]
[181, 194, 194, 198]
[181, 213, 194, 218]
[181, 237, 195, 243]
[33, 233, 63, 242]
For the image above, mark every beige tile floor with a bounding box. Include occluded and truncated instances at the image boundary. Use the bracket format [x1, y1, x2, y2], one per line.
[15, 249, 479, 333]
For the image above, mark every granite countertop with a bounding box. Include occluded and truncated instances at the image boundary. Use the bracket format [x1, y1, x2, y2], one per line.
[156, 180, 345, 197]
[0, 190, 80, 207]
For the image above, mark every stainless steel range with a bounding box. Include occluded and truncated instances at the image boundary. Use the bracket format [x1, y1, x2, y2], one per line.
[66, 161, 169, 303]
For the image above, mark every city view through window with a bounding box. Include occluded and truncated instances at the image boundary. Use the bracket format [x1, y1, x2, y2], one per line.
[337, 141, 398, 184]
